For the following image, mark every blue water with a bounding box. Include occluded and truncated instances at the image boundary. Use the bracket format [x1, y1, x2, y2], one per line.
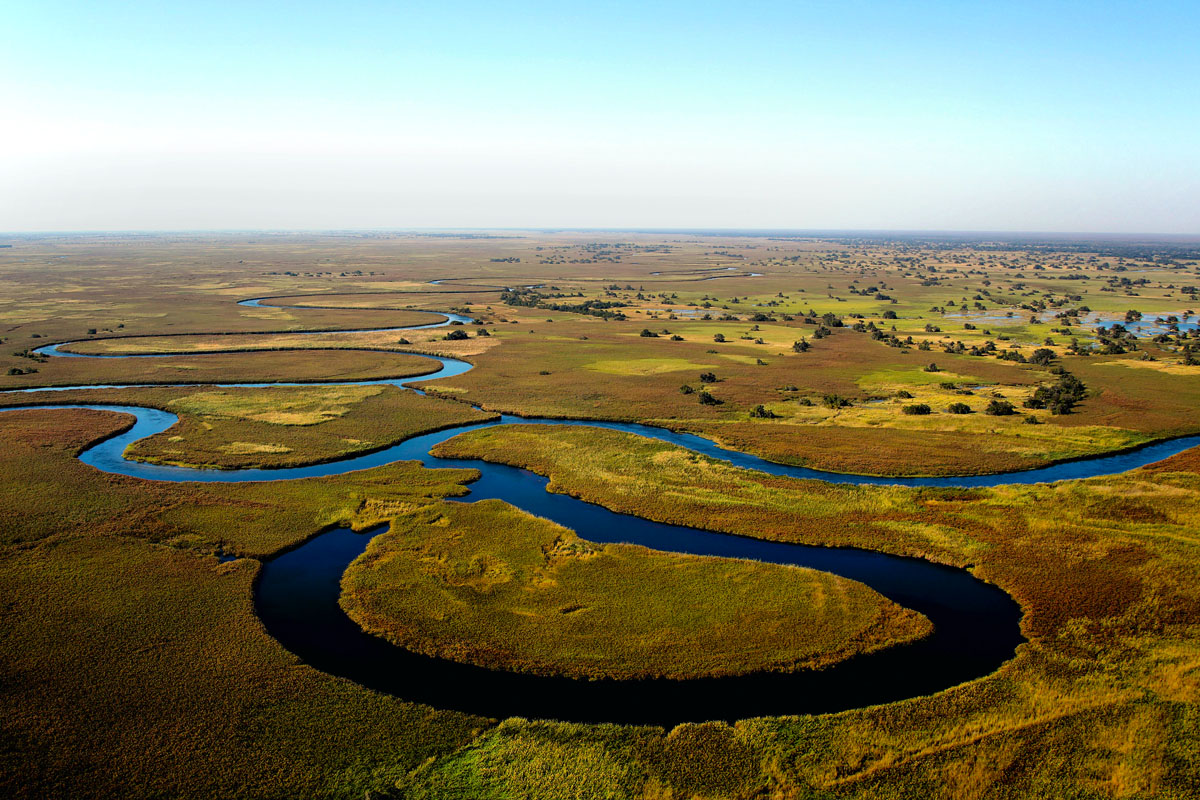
[2, 289, 1194, 724]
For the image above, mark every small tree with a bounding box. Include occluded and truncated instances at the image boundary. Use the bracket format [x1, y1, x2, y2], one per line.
[947, 402, 972, 414]
[792, 339, 810, 353]
[444, 329, 469, 341]
[713, 333, 726, 343]
[985, 399, 1016, 416]
[699, 372, 718, 383]
[698, 391, 722, 405]
[902, 403, 932, 415]
[749, 404, 777, 419]
[1028, 347, 1056, 366]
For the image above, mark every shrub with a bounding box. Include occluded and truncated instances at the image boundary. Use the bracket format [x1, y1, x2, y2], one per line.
[792, 339, 810, 353]
[947, 402, 972, 414]
[444, 329, 469, 341]
[697, 391, 722, 405]
[748, 404, 777, 419]
[822, 394, 851, 409]
[699, 372, 717, 384]
[902, 404, 932, 415]
[713, 333, 726, 343]
[923, 363, 940, 372]
[679, 384, 695, 395]
[639, 329, 659, 338]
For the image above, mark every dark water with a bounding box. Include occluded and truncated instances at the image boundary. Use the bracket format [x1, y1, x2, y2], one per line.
[3, 296, 1194, 724]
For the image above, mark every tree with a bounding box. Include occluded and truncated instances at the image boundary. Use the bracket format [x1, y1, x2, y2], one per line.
[985, 399, 1016, 416]
[1028, 347, 1056, 366]
[679, 384, 695, 395]
[947, 402, 972, 414]
[792, 339, 810, 353]
[698, 390, 722, 405]
[713, 333, 726, 343]
[1024, 373, 1087, 414]
[699, 372, 717, 383]
[444, 329, 469, 341]
[639, 328, 659, 338]
[749, 404, 777, 419]
[822, 394, 851, 409]
[902, 403, 932, 415]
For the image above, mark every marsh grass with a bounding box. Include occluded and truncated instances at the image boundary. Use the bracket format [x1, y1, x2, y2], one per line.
[340, 500, 931, 680]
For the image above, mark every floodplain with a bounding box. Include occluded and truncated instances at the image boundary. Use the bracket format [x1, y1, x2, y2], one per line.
[1, 231, 1199, 799]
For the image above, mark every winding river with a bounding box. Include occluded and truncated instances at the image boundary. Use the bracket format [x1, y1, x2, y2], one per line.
[3, 292, 1197, 725]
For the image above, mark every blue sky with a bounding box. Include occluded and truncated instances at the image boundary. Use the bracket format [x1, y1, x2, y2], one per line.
[3, 1, 1198, 232]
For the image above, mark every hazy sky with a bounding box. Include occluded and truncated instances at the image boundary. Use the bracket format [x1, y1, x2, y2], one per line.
[3, 1, 1198, 233]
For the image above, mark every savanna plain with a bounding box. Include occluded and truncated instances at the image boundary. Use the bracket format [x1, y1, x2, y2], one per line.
[1, 231, 1199, 799]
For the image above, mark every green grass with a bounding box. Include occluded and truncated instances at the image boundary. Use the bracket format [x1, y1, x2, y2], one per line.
[341, 499, 930, 680]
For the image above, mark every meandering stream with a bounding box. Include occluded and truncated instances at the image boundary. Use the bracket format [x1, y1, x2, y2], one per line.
[3, 294, 1195, 724]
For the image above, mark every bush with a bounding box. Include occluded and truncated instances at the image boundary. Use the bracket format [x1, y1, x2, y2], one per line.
[947, 402, 972, 414]
[679, 384, 695, 395]
[902, 404, 932, 415]
[985, 399, 1016, 416]
[698, 391, 722, 406]
[713, 333, 726, 343]
[749, 404, 777, 419]
[699, 372, 717, 383]
[822, 394, 851, 409]
[792, 339, 810, 353]
[895, 390, 914, 399]
[640, 329, 659, 338]
[444, 329, 469, 341]
[923, 363, 940, 372]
